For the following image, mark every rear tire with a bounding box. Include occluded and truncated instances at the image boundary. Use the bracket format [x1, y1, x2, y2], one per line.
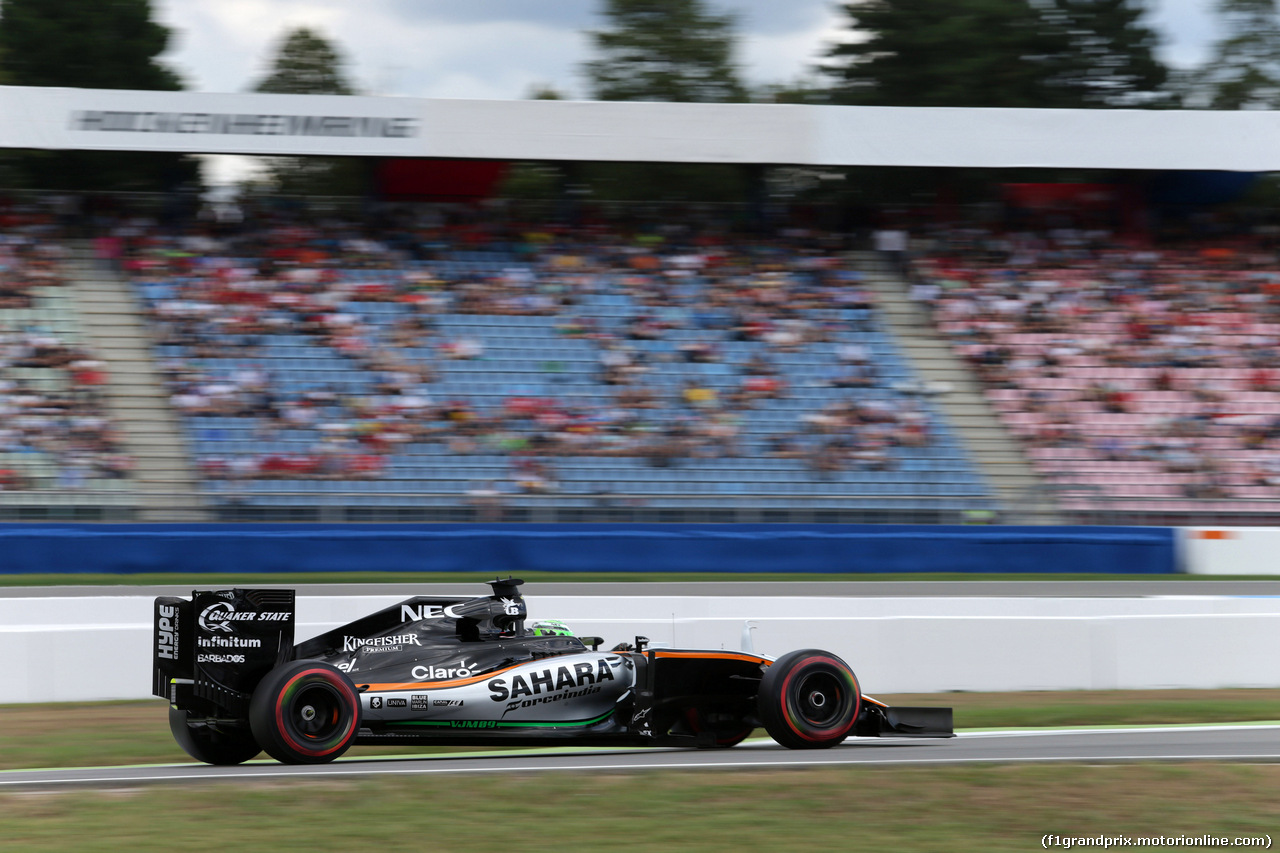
[168, 707, 261, 765]
[249, 660, 362, 764]
[757, 649, 860, 749]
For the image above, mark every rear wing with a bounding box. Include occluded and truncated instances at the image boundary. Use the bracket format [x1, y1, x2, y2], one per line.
[153, 589, 295, 714]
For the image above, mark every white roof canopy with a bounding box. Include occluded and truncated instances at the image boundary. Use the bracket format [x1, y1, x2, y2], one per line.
[2, 85, 1272, 171]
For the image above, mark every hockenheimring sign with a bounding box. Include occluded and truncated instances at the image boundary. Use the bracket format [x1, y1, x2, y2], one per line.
[0, 83, 1275, 168]
[71, 110, 418, 138]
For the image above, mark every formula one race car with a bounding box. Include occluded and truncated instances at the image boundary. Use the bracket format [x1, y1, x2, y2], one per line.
[153, 579, 953, 764]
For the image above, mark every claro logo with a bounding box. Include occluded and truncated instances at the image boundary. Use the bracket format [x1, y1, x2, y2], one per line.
[156, 605, 178, 660]
[411, 660, 478, 680]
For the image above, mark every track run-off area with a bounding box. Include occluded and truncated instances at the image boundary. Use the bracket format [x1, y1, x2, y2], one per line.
[7, 580, 1279, 789]
[4, 724, 1280, 790]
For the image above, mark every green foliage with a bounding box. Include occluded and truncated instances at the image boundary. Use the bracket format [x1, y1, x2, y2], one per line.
[579, 161, 750, 201]
[580, 0, 750, 200]
[252, 27, 365, 196]
[755, 76, 832, 105]
[526, 82, 566, 100]
[0, 0, 199, 190]
[1198, 0, 1280, 108]
[584, 0, 747, 102]
[497, 162, 562, 200]
[0, 0, 179, 90]
[253, 27, 354, 96]
[824, 0, 1170, 108]
[1048, 0, 1172, 107]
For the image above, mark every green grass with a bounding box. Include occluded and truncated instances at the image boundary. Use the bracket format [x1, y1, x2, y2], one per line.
[4, 765, 1278, 852]
[4, 689, 1278, 772]
[5, 692, 1279, 852]
[885, 689, 1280, 730]
[1, 571, 1271, 586]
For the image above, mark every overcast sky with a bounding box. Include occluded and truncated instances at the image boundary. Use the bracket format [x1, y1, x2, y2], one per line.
[156, 0, 1219, 101]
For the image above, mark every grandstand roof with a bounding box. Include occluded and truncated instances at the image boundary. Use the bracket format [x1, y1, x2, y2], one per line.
[5, 85, 1276, 171]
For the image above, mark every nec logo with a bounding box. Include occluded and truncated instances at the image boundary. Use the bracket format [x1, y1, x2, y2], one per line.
[400, 604, 446, 621]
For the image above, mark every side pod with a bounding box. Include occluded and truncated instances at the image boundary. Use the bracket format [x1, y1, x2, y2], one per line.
[856, 704, 955, 738]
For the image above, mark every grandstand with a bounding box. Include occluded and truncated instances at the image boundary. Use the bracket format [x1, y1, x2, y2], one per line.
[113, 217, 997, 523]
[0, 88, 1275, 525]
[11, 202, 1280, 526]
[915, 230, 1280, 525]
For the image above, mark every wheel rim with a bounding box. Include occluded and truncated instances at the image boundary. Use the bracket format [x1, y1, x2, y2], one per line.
[794, 670, 845, 727]
[286, 681, 345, 742]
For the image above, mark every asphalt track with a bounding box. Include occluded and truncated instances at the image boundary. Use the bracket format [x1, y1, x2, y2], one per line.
[5, 579, 1280, 598]
[3, 724, 1279, 790]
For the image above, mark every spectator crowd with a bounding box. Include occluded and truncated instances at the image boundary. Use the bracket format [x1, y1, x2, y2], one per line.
[912, 223, 1280, 505]
[112, 206, 947, 499]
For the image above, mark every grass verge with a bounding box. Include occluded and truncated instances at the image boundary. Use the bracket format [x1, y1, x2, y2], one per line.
[4, 765, 1278, 852]
[4, 689, 1278, 772]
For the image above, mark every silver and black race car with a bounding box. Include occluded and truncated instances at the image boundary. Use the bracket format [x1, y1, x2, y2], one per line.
[154, 578, 953, 765]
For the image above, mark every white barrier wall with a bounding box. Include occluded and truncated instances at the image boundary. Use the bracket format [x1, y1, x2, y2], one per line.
[4, 594, 1280, 703]
[1180, 527, 1280, 576]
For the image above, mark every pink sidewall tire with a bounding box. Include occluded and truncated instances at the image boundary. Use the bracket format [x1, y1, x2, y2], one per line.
[757, 649, 860, 750]
[249, 660, 362, 764]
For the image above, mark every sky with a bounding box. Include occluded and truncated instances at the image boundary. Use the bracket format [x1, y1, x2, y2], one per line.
[149, 0, 1220, 183]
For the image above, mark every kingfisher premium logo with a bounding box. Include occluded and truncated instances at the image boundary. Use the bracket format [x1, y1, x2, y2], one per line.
[343, 634, 421, 653]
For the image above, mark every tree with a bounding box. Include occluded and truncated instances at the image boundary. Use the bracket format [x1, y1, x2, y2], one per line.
[253, 27, 354, 96]
[0, 0, 198, 191]
[1045, 0, 1171, 107]
[1196, 0, 1280, 109]
[525, 82, 566, 101]
[577, 0, 750, 202]
[823, 0, 1170, 109]
[583, 0, 747, 102]
[0, 0, 179, 89]
[252, 27, 366, 196]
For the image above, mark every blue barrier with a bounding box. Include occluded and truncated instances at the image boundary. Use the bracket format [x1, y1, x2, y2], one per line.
[0, 523, 1176, 575]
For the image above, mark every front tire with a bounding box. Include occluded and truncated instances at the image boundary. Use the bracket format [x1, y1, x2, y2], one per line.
[757, 649, 860, 749]
[249, 661, 362, 764]
[168, 707, 261, 765]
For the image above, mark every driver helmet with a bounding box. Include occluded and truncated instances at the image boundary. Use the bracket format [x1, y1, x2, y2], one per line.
[530, 619, 573, 637]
